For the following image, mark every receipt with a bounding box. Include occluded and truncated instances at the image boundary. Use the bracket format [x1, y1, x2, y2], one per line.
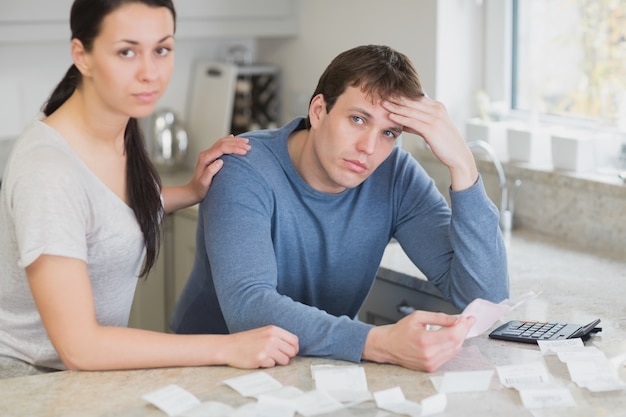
[311, 364, 371, 404]
[462, 290, 540, 338]
[221, 371, 283, 397]
[141, 384, 201, 417]
[373, 386, 446, 417]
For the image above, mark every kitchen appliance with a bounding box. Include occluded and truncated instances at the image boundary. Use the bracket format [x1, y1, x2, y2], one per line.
[146, 109, 188, 172]
[186, 59, 280, 166]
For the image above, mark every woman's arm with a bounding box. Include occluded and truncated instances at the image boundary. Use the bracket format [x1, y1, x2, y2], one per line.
[162, 135, 250, 214]
[27, 254, 298, 370]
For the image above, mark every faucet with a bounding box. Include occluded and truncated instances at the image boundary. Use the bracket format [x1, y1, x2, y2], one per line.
[466, 140, 521, 233]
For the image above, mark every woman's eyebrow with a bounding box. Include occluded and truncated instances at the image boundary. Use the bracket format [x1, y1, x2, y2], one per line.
[117, 34, 174, 45]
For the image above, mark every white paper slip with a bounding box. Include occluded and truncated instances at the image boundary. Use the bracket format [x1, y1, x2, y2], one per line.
[609, 352, 626, 368]
[462, 290, 540, 338]
[537, 338, 584, 355]
[373, 387, 421, 417]
[141, 384, 202, 417]
[373, 387, 446, 417]
[255, 395, 297, 417]
[495, 362, 552, 389]
[419, 393, 447, 416]
[566, 357, 626, 392]
[294, 390, 344, 417]
[517, 383, 576, 409]
[311, 364, 371, 403]
[462, 299, 511, 338]
[222, 371, 283, 397]
[430, 370, 494, 393]
[258, 385, 304, 400]
[178, 401, 235, 417]
[580, 378, 626, 393]
[556, 347, 606, 363]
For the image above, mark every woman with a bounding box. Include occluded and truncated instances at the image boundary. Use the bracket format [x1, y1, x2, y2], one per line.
[0, 0, 298, 378]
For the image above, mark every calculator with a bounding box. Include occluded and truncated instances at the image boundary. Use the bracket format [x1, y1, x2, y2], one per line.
[488, 319, 602, 344]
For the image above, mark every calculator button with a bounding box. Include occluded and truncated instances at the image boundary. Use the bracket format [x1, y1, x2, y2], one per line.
[501, 330, 525, 336]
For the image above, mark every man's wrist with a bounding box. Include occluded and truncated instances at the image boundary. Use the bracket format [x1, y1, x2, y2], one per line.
[449, 164, 478, 192]
[362, 326, 389, 364]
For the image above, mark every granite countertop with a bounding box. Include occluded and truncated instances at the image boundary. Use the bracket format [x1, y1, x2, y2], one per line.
[0, 228, 625, 416]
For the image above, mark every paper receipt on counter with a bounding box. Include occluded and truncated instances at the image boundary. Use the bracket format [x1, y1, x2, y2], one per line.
[461, 290, 541, 338]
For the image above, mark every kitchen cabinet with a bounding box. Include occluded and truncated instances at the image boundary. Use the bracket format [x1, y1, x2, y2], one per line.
[128, 216, 171, 333]
[172, 208, 197, 307]
[0, 0, 301, 43]
[128, 209, 197, 333]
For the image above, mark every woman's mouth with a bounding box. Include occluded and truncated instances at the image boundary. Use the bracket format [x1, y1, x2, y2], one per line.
[134, 91, 159, 103]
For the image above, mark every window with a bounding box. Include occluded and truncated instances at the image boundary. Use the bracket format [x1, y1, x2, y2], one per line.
[484, 0, 626, 173]
[512, 0, 626, 129]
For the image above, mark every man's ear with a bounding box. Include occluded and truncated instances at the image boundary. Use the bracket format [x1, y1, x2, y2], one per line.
[308, 94, 326, 129]
[71, 38, 91, 77]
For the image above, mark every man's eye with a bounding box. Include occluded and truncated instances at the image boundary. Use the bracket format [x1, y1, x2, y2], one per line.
[352, 116, 364, 124]
[383, 130, 397, 139]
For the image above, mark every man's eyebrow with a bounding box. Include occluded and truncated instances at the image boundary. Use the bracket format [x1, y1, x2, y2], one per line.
[348, 107, 373, 119]
[389, 126, 403, 135]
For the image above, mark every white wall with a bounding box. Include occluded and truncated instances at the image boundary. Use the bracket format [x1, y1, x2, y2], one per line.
[435, 0, 483, 129]
[0, 0, 485, 141]
[0, 37, 256, 140]
[257, 0, 483, 132]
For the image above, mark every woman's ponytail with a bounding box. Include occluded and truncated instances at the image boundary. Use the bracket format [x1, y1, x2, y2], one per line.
[43, 65, 81, 116]
[125, 118, 162, 277]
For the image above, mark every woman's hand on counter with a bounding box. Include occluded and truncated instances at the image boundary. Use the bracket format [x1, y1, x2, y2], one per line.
[362, 311, 474, 372]
[162, 135, 251, 214]
[217, 325, 299, 368]
[26, 255, 297, 371]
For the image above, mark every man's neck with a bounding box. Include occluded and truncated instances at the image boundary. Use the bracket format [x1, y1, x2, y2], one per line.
[286, 128, 309, 180]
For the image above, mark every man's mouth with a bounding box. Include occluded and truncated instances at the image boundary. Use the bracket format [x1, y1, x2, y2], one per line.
[345, 159, 367, 174]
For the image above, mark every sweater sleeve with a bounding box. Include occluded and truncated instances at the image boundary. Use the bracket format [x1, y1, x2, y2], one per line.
[201, 154, 372, 362]
[394, 167, 510, 309]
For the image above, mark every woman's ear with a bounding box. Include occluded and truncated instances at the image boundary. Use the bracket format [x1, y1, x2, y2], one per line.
[308, 94, 326, 129]
[71, 38, 91, 77]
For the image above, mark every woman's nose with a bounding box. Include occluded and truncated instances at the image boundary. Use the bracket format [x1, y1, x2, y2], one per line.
[138, 55, 158, 81]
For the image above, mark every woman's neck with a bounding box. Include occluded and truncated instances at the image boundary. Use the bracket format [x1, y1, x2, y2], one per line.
[45, 88, 127, 151]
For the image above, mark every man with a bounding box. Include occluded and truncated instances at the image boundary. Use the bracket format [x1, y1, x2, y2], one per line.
[171, 45, 509, 371]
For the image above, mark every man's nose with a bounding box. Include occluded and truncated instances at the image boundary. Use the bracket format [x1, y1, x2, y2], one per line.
[356, 130, 377, 155]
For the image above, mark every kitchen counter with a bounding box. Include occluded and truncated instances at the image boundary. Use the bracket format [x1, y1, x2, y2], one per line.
[1, 229, 625, 416]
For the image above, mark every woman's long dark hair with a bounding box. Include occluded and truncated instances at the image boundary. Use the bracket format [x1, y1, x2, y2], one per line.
[43, 0, 176, 277]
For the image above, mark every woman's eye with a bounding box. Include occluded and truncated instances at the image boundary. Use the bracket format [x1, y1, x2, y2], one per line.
[120, 49, 136, 58]
[156, 47, 171, 57]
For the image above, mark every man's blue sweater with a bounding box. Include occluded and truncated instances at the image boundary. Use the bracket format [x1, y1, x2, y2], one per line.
[171, 118, 509, 362]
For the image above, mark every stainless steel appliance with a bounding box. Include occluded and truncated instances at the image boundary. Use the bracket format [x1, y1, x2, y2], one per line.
[143, 109, 188, 172]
